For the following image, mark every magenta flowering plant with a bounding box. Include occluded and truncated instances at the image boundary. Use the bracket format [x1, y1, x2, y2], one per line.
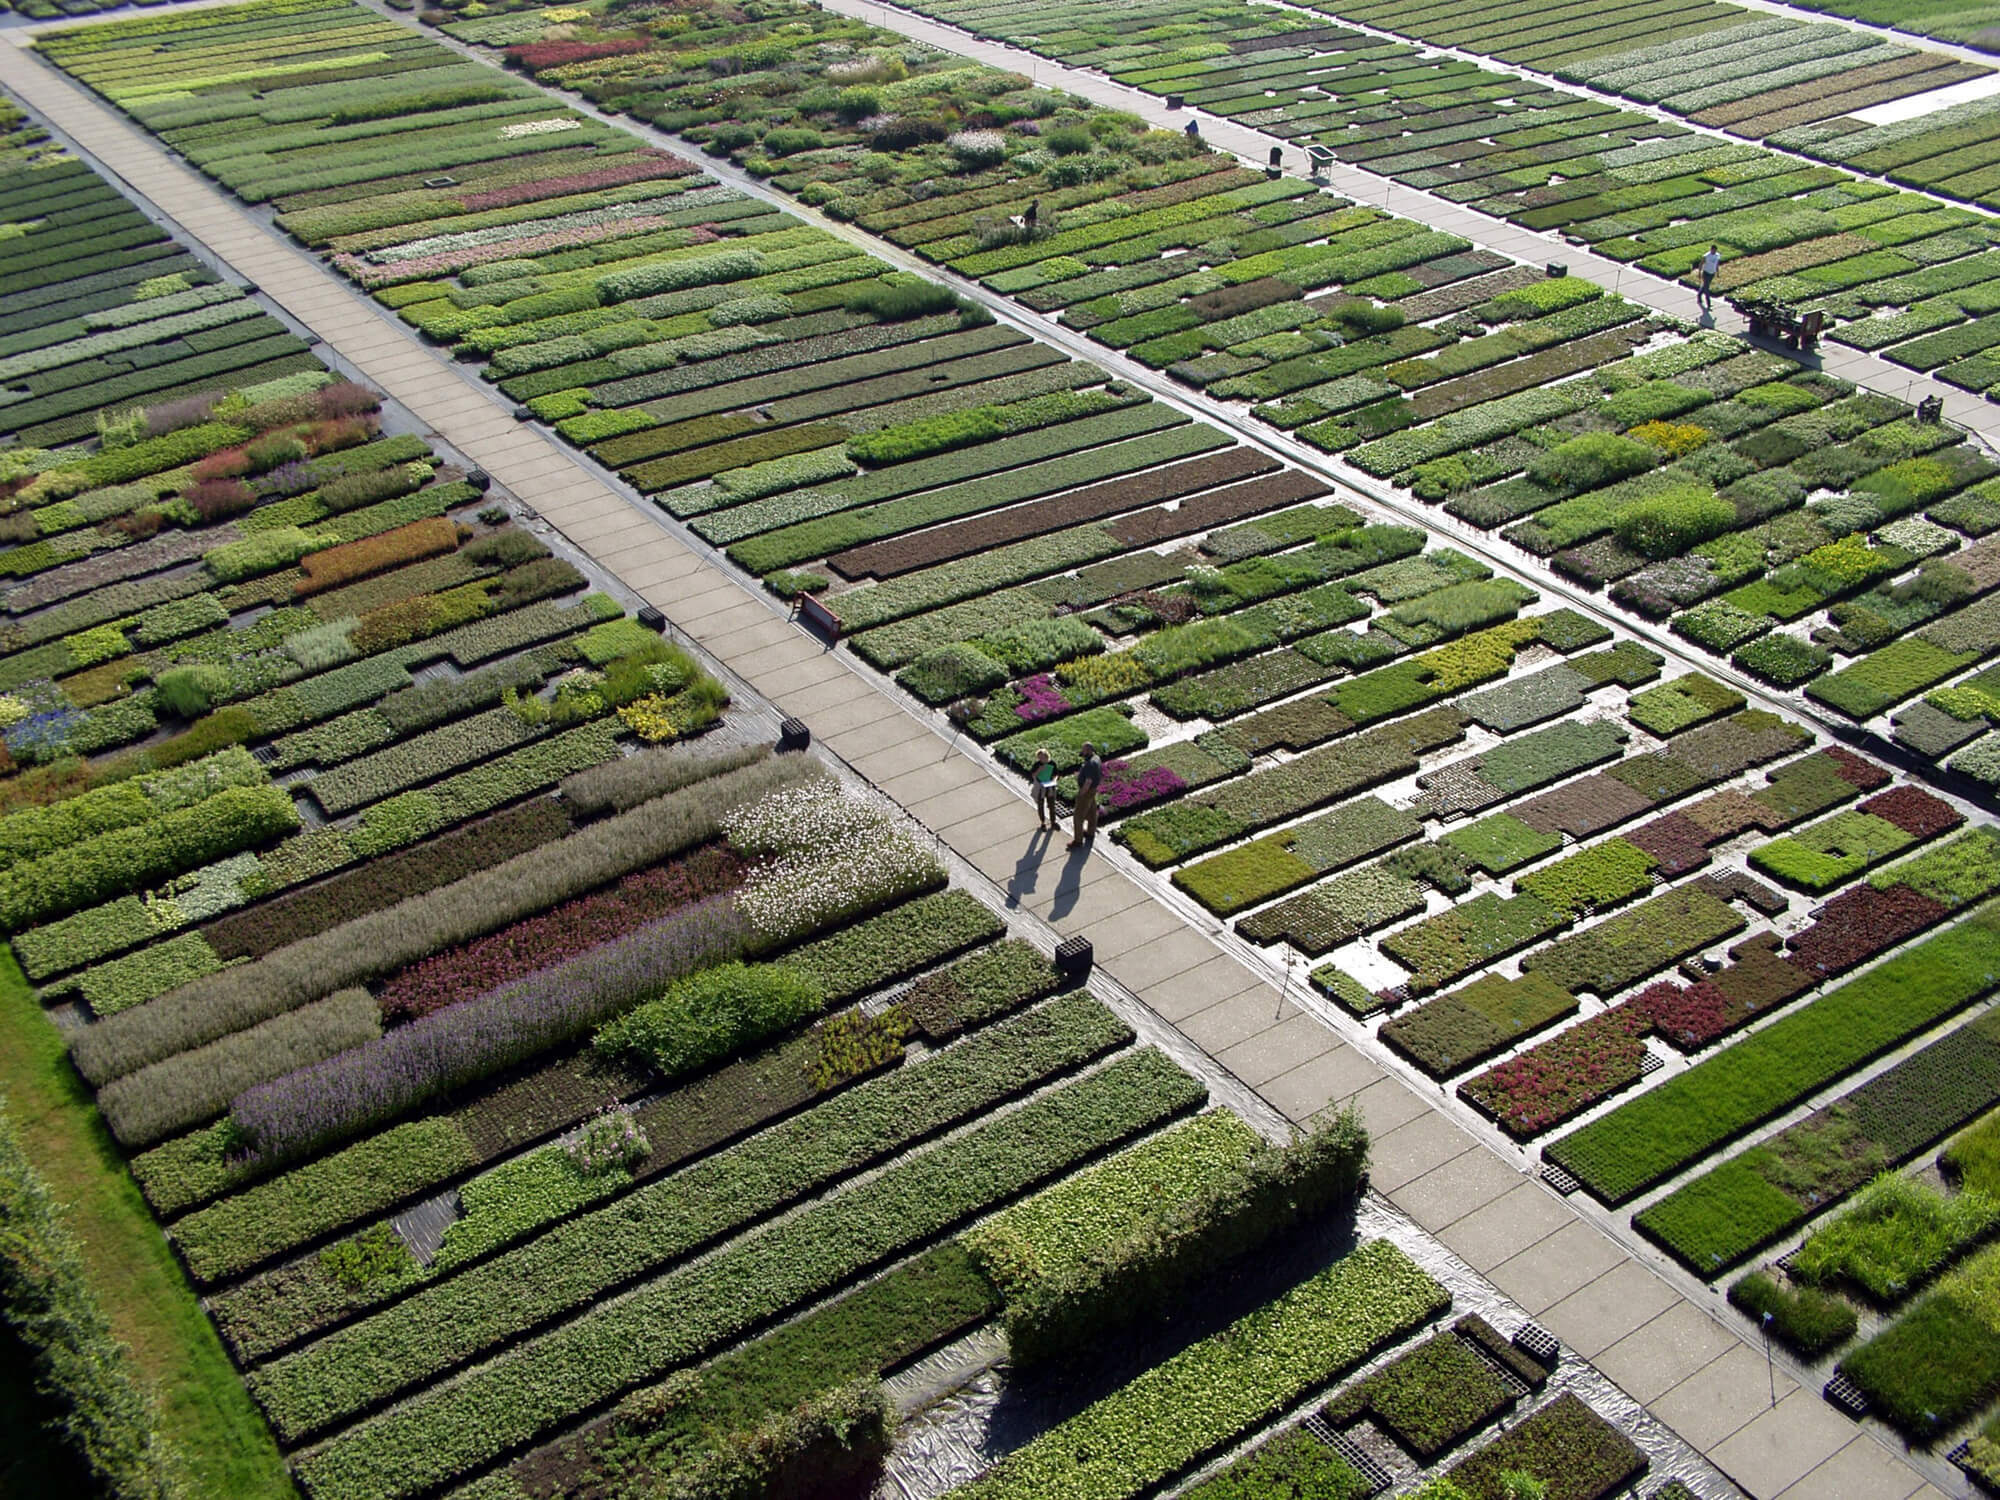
[563, 1107, 650, 1177]
[1100, 762, 1186, 812]
[377, 844, 748, 1020]
[1011, 675, 1071, 723]
[333, 215, 675, 286]
[458, 152, 696, 212]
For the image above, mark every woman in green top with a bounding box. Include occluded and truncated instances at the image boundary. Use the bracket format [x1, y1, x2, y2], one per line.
[1031, 747, 1058, 831]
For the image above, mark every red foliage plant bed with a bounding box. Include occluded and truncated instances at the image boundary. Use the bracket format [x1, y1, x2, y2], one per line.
[1645, 936, 1811, 1050]
[1460, 1003, 1651, 1138]
[1825, 744, 1892, 791]
[186, 478, 255, 523]
[376, 843, 749, 1019]
[1861, 785, 1964, 840]
[1462, 933, 1820, 1136]
[458, 152, 697, 212]
[1788, 881, 1950, 980]
[505, 37, 649, 70]
[1624, 811, 1713, 877]
[295, 516, 462, 597]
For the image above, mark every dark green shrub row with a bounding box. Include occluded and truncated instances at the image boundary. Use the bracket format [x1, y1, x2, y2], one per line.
[0, 782, 298, 934]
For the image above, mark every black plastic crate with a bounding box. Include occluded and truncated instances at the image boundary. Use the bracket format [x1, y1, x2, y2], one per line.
[1512, 1323, 1560, 1368]
[1054, 935, 1093, 984]
[1823, 1374, 1869, 1419]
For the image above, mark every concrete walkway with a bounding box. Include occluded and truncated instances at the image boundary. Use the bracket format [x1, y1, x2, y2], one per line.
[827, 0, 2000, 449]
[0, 35, 1959, 1500]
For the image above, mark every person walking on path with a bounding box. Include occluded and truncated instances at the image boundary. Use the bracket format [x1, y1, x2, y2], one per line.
[1031, 747, 1058, 831]
[1698, 245, 1721, 307]
[1069, 744, 1103, 849]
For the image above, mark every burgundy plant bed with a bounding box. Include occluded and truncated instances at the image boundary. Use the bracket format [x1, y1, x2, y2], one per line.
[1460, 1002, 1652, 1138]
[1694, 869, 1787, 917]
[827, 448, 1281, 580]
[1788, 882, 1951, 979]
[505, 37, 650, 69]
[1108, 469, 1333, 546]
[1511, 773, 1654, 839]
[1861, 784, 1965, 839]
[1826, 744, 1893, 791]
[377, 843, 749, 1019]
[1625, 812, 1714, 876]
[1647, 936, 1813, 1050]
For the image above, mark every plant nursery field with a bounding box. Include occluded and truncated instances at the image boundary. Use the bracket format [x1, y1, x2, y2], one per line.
[862, 0, 2000, 248]
[19, 0, 2000, 1484]
[0, 15, 1706, 1500]
[35, 0, 2000, 1186]
[378, 0, 2000, 777]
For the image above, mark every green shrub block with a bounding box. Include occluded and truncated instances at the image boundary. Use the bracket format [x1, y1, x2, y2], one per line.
[1516, 838, 1657, 915]
[1727, 1272, 1857, 1359]
[1808, 638, 1980, 720]
[1751, 811, 1916, 893]
[1443, 813, 1563, 876]
[1628, 673, 1745, 735]
[1172, 796, 1419, 916]
[994, 706, 1146, 775]
[894, 641, 1008, 706]
[1380, 970, 1577, 1077]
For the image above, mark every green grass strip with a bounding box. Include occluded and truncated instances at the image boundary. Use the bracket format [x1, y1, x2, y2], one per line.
[0, 951, 294, 1497]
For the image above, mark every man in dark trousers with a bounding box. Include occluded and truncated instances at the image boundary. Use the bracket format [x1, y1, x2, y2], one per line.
[1698, 244, 1720, 307]
[1069, 742, 1103, 849]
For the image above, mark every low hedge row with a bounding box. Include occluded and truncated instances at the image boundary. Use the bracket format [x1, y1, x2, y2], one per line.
[0, 1100, 182, 1500]
[974, 1107, 1368, 1363]
[172, 1116, 479, 1288]
[220, 934, 1054, 1365]
[953, 1238, 1447, 1500]
[250, 989, 1131, 1442]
